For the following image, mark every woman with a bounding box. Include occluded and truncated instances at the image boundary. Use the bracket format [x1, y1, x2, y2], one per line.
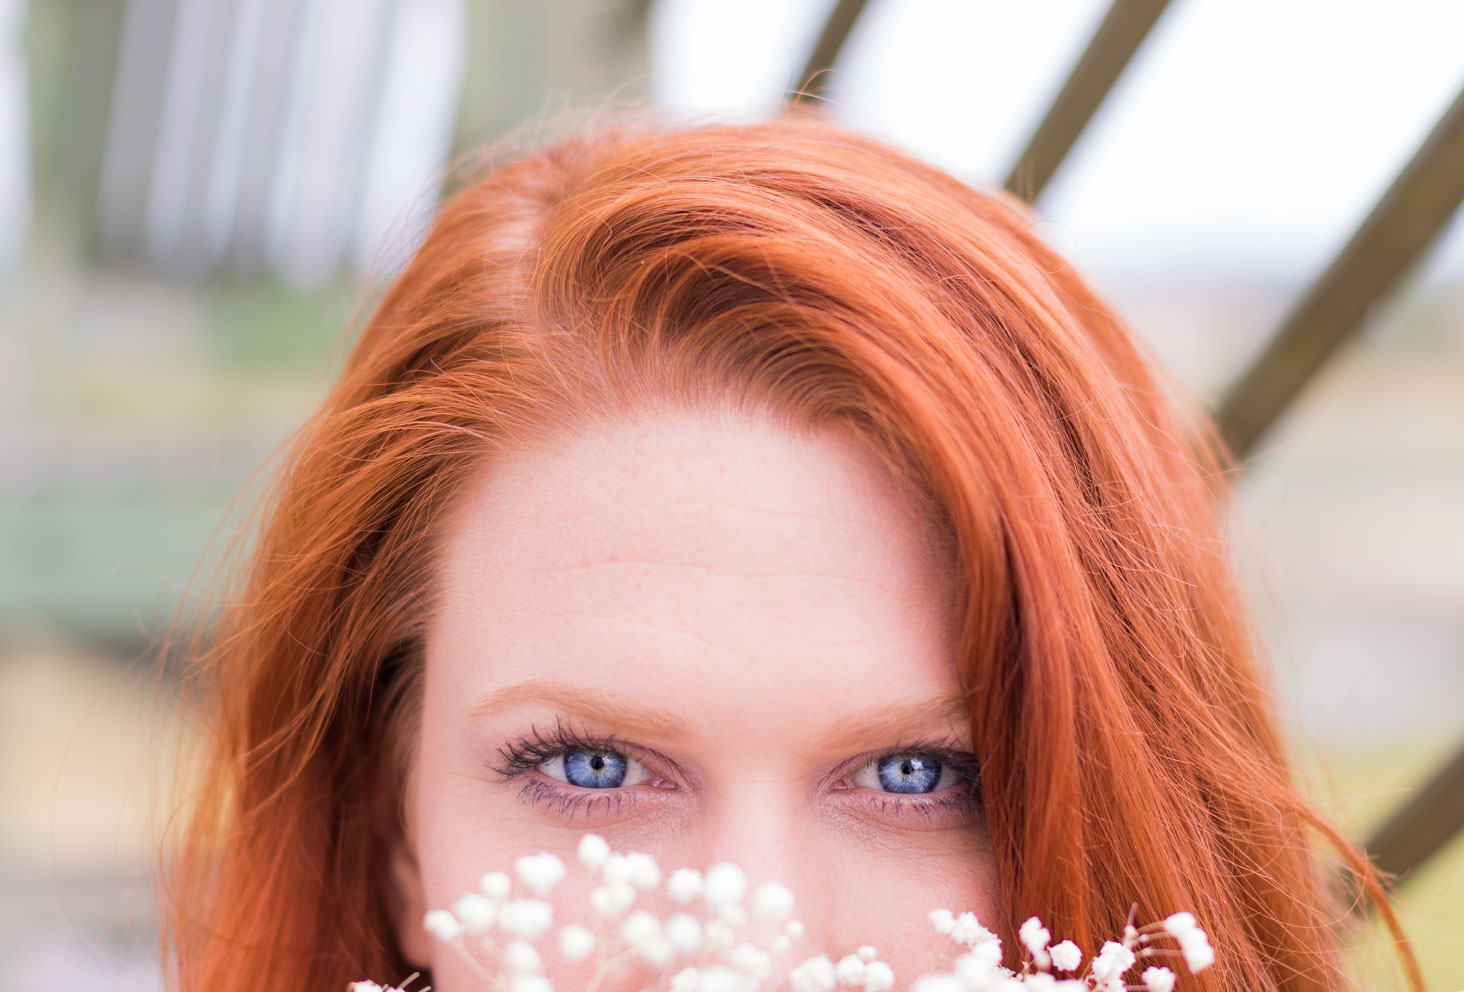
[159, 109, 1419, 992]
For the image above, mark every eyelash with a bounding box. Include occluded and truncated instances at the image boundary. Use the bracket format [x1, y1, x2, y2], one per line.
[488, 716, 984, 825]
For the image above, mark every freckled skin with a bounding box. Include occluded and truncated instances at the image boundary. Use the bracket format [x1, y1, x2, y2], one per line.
[390, 406, 1000, 990]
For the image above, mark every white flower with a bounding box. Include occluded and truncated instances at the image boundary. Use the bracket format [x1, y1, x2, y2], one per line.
[771, 935, 792, 953]
[558, 924, 596, 962]
[910, 975, 963, 992]
[704, 862, 748, 912]
[789, 954, 837, 992]
[960, 937, 1003, 969]
[952, 948, 1001, 988]
[948, 911, 997, 949]
[452, 893, 496, 934]
[1161, 912, 1196, 936]
[862, 960, 895, 992]
[480, 871, 513, 902]
[498, 899, 554, 940]
[1048, 940, 1082, 972]
[703, 918, 737, 954]
[589, 880, 637, 919]
[509, 976, 552, 992]
[784, 919, 805, 939]
[1019, 916, 1051, 965]
[1090, 941, 1136, 984]
[1141, 966, 1176, 992]
[602, 853, 635, 885]
[752, 881, 796, 922]
[620, 910, 662, 949]
[834, 953, 866, 986]
[515, 852, 567, 897]
[625, 851, 663, 889]
[857, 946, 877, 963]
[666, 913, 705, 955]
[423, 909, 462, 943]
[1025, 975, 1059, 991]
[928, 909, 956, 935]
[503, 940, 543, 975]
[638, 934, 677, 969]
[577, 833, 611, 872]
[670, 967, 702, 992]
[730, 942, 772, 981]
[699, 964, 752, 992]
[667, 868, 705, 903]
[1177, 928, 1214, 972]
[348, 984, 385, 992]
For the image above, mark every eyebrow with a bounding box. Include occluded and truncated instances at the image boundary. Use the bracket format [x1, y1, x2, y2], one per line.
[466, 677, 972, 750]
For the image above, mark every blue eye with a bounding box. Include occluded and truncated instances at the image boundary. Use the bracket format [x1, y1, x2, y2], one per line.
[562, 749, 628, 788]
[852, 751, 963, 795]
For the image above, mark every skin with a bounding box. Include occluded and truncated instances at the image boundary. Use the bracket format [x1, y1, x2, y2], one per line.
[390, 404, 1000, 990]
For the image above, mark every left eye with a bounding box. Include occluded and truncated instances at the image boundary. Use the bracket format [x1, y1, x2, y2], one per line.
[852, 753, 962, 795]
[541, 748, 654, 790]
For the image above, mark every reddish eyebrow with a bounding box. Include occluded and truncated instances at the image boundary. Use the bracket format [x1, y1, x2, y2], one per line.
[466, 677, 971, 750]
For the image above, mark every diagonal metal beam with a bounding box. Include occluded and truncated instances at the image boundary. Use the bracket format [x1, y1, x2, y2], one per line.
[790, 0, 870, 103]
[1002, 0, 1173, 202]
[1217, 83, 1464, 461]
[1362, 735, 1464, 897]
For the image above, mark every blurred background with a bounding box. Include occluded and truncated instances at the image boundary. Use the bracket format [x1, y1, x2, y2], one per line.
[1, 0, 1461, 988]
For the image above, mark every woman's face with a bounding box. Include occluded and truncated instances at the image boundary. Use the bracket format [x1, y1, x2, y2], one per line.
[392, 406, 998, 990]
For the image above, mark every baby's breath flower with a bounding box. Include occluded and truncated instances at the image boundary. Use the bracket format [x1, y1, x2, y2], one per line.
[557, 924, 596, 962]
[1161, 912, 1196, 937]
[509, 975, 552, 992]
[625, 851, 663, 889]
[771, 934, 792, 953]
[1177, 928, 1215, 972]
[423, 908, 463, 943]
[789, 954, 837, 992]
[947, 911, 996, 949]
[666, 913, 704, 955]
[700, 964, 754, 992]
[620, 910, 662, 949]
[861, 960, 895, 992]
[452, 893, 496, 934]
[589, 880, 637, 920]
[503, 940, 543, 975]
[957, 938, 1002, 970]
[704, 862, 748, 911]
[670, 966, 702, 992]
[856, 946, 877, 963]
[577, 833, 611, 872]
[667, 867, 705, 903]
[752, 882, 796, 922]
[498, 899, 554, 941]
[730, 942, 773, 982]
[1090, 941, 1136, 985]
[347, 983, 385, 992]
[1142, 965, 1177, 992]
[1048, 939, 1082, 972]
[834, 953, 866, 987]
[514, 852, 567, 897]
[480, 871, 512, 902]
[927, 909, 955, 935]
[602, 853, 635, 886]
[1019, 916, 1051, 966]
[909, 974, 963, 992]
[704, 918, 737, 954]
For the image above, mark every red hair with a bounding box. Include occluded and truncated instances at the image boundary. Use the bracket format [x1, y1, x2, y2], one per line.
[160, 108, 1420, 992]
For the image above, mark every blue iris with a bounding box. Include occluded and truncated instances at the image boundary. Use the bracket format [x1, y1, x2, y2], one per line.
[563, 749, 628, 788]
[877, 753, 942, 794]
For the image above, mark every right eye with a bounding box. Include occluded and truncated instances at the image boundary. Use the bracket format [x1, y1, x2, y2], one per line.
[540, 747, 654, 789]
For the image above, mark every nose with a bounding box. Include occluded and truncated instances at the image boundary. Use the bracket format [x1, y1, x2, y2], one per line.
[677, 775, 836, 958]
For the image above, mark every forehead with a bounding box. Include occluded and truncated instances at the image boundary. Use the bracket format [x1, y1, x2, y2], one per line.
[427, 407, 962, 729]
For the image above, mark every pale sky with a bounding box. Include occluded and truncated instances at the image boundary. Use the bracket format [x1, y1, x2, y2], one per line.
[650, 0, 1464, 292]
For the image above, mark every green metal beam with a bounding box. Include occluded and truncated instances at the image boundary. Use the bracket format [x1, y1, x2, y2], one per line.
[1217, 83, 1464, 461]
[1002, 0, 1173, 202]
[790, 0, 870, 103]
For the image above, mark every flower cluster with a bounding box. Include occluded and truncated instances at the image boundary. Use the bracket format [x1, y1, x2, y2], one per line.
[348, 833, 1214, 992]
